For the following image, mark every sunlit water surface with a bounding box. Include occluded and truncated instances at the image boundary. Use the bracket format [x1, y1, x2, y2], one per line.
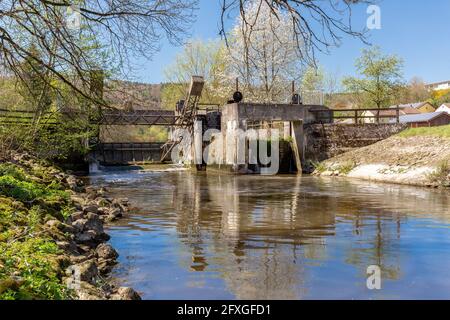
[87, 169, 450, 300]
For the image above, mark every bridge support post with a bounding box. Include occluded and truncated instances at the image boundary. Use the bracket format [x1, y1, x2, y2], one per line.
[290, 120, 304, 174]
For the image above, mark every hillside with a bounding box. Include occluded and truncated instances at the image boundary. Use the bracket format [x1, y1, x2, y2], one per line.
[313, 125, 450, 188]
[0, 76, 165, 111]
[105, 80, 163, 110]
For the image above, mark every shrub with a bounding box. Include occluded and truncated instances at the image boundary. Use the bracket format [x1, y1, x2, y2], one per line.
[311, 161, 327, 173]
[0, 163, 27, 181]
[427, 161, 450, 187]
[337, 161, 356, 175]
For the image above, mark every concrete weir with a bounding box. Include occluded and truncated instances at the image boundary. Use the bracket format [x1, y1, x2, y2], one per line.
[177, 102, 332, 174]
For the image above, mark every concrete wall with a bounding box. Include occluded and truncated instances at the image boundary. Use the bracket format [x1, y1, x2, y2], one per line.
[220, 103, 330, 129]
[218, 103, 309, 173]
[303, 123, 408, 171]
[91, 142, 164, 164]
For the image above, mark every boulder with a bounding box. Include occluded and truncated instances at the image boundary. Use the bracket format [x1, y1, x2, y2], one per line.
[56, 241, 79, 254]
[82, 205, 98, 214]
[69, 254, 94, 265]
[73, 213, 109, 245]
[84, 213, 104, 234]
[67, 260, 98, 284]
[71, 211, 85, 221]
[66, 175, 79, 190]
[96, 243, 118, 261]
[97, 207, 108, 215]
[103, 215, 118, 223]
[45, 219, 62, 229]
[70, 195, 85, 206]
[108, 208, 123, 218]
[95, 197, 110, 207]
[72, 218, 88, 233]
[75, 230, 110, 244]
[110, 287, 141, 300]
[97, 187, 109, 196]
[97, 260, 116, 275]
[69, 281, 106, 300]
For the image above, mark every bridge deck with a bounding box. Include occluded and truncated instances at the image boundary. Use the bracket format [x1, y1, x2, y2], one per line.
[97, 110, 179, 126]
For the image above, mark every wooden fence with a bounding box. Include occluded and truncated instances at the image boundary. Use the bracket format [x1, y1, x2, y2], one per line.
[310, 107, 401, 124]
[0, 108, 58, 125]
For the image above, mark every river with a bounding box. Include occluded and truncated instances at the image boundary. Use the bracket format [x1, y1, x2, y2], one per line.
[87, 167, 450, 300]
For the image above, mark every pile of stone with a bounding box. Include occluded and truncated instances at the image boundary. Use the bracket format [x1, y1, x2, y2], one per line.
[54, 179, 141, 300]
[8, 152, 141, 300]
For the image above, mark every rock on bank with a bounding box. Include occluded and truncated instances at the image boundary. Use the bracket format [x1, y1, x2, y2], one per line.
[0, 152, 141, 300]
[312, 133, 450, 188]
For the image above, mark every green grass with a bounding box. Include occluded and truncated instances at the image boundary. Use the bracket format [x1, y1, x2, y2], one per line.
[311, 161, 327, 173]
[397, 125, 450, 138]
[337, 161, 356, 175]
[0, 163, 72, 299]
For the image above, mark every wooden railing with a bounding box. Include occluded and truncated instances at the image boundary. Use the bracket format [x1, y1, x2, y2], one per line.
[0, 108, 58, 125]
[311, 107, 401, 124]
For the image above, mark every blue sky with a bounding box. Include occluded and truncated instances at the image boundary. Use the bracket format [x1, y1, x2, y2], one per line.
[130, 0, 450, 85]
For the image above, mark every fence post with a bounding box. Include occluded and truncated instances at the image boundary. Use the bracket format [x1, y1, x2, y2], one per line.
[354, 110, 358, 124]
[396, 105, 400, 123]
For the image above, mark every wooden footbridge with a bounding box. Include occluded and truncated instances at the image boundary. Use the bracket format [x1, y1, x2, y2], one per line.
[0, 76, 209, 164]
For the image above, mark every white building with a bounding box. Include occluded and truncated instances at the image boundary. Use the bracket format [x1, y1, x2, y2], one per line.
[436, 103, 450, 114]
[427, 81, 450, 91]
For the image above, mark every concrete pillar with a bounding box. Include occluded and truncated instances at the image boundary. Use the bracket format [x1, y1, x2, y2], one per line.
[290, 120, 304, 173]
[283, 122, 291, 140]
[193, 120, 203, 166]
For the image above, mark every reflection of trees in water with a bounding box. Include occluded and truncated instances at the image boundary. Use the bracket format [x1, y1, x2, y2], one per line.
[167, 173, 433, 298]
[169, 173, 330, 298]
[339, 205, 403, 281]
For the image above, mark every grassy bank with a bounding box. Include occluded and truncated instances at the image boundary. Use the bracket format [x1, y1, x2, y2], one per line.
[0, 161, 72, 299]
[313, 125, 450, 188]
[397, 124, 450, 138]
[0, 154, 141, 300]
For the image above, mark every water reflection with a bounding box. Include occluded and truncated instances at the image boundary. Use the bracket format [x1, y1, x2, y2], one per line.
[89, 170, 450, 299]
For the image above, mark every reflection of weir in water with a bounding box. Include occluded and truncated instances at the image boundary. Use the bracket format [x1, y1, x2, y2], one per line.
[167, 173, 419, 299]
[102, 170, 450, 299]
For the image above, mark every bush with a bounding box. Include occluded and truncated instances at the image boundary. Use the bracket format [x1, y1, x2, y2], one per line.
[427, 161, 450, 187]
[0, 163, 27, 181]
[311, 161, 327, 173]
[338, 161, 356, 175]
[0, 168, 68, 204]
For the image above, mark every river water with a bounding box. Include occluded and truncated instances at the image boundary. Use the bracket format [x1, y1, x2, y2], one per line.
[87, 168, 450, 300]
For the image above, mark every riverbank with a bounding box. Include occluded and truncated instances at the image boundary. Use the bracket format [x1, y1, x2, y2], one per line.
[312, 125, 450, 188]
[0, 152, 140, 300]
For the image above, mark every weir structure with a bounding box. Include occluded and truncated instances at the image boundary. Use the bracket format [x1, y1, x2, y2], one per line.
[0, 75, 406, 171]
[161, 76, 333, 174]
[86, 75, 334, 172]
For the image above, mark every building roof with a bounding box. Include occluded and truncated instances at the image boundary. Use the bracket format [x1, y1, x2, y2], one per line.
[426, 80, 450, 87]
[400, 106, 422, 115]
[363, 106, 420, 117]
[437, 104, 450, 114]
[394, 112, 449, 124]
[389, 102, 433, 110]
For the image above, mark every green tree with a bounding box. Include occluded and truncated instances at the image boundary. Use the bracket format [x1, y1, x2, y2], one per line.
[302, 67, 324, 92]
[162, 39, 232, 110]
[342, 47, 404, 109]
[19, 44, 53, 115]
